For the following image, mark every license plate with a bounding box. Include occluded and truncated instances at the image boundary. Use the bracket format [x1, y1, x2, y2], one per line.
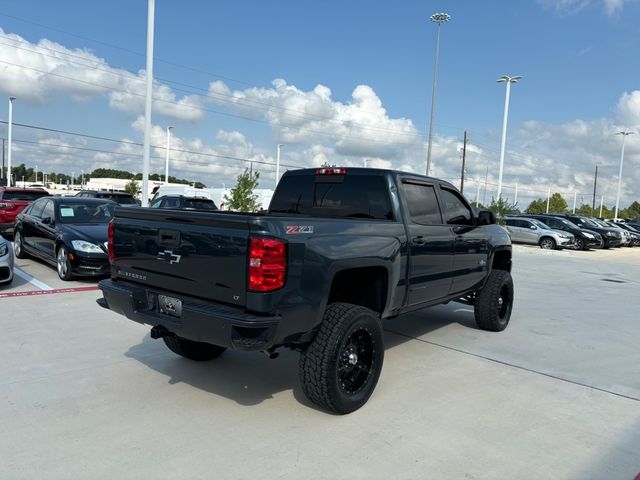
[158, 295, 182, 318]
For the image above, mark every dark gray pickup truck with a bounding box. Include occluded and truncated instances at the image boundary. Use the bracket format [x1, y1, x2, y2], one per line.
[98, 167, 513, 413]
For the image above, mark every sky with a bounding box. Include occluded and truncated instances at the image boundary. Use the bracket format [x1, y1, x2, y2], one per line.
[0, 0, 639, 209]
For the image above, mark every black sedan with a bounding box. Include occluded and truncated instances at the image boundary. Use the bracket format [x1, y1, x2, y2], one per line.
[14, 197, 116, 280]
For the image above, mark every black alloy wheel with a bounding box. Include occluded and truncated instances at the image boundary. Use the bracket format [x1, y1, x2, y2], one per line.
[338, 327, 375, 395]
[299, 303, 384, 414]
[474, 270, 514, 332]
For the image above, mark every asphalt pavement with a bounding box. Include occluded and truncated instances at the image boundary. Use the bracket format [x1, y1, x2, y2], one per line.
[1, 245, 639, 479]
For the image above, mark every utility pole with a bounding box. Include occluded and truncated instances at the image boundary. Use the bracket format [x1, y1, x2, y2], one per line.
[1, 138, 4, 183]
[599, 195, 604, 218]
[460, 130, 467, 192]
[591, 165, 598, 216]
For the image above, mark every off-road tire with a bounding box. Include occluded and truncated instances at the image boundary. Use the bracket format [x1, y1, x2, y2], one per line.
[474, 270, 514, 332]
[13, 230, 27, 259]
[299, 303, 384, 414]
[163, 335, 226, 361]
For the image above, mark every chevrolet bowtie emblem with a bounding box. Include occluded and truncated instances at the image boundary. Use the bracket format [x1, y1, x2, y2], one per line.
[157, 250, 182, 264]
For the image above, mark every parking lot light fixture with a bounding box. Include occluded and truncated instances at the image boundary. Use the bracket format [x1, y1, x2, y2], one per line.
[425, 12, 451, 176]
[276, 143, 285, 188]
[164, 126, 174, 183]
[496, 75, 522, 199]
[614, 131, 634, 221]
[7, 96, 15, 187]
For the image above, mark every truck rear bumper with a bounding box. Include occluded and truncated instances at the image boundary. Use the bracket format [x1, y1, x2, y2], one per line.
[98, 279, 281, 351]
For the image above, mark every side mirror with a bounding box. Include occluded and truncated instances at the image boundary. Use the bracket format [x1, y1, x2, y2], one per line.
[476, 210, 496, 225]
[530, 225, 537, 230]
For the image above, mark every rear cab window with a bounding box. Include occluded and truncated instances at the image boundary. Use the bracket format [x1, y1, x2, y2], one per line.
[270, 172, 394, 220]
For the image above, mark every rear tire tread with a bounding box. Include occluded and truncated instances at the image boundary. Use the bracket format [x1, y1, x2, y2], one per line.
[299, 303, 384, 414]
[474, 270, 514, 332]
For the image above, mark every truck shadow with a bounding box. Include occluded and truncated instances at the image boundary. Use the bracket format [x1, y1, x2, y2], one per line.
[124, 303, 477, 412]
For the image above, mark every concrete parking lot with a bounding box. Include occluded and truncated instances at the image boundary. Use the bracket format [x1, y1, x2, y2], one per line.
[1, 245, 639, 479]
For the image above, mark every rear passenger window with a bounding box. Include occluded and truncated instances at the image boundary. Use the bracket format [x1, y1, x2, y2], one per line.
[41, 200, 54, 221]
[29, 199, 46, 219]
[440, 188, 473, 225]
[403, 182, 442, 224]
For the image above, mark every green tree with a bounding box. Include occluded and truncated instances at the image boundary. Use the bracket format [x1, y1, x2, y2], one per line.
[525, 198, 547, 214]
[488, 197, 520, 218]
[124, 178, 141, 198]
[525, 192, 567, 214]
[620, 201, 640, 219]
[548, 193, 568, 213]
[90, 168, 134, 179]
[575, 203, 594, 216]
[224, 168, 261, 212]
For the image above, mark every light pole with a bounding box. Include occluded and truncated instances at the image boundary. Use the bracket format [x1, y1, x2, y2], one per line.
[496, 75, 522, 199]
[164, 126, 174, 183]
[276, 143, 284, 188]
[141, 0, 156, 207]
[7, 96, 15, 187]
[81, 169, 84, 187]
[35, 165, 38, 183]
[425, 12, 451, 176]
[614, 131, 634, 221]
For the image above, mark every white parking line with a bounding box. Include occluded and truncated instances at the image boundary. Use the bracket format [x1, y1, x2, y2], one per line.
[13, 268, 54, 291]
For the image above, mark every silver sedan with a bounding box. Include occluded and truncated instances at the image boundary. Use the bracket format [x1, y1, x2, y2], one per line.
[0, 235, 14, 285]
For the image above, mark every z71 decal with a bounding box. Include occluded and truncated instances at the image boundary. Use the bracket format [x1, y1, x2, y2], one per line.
[286, 225, 314, 234]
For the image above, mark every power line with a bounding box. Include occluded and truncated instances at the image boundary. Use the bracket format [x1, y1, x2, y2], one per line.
[0, 12, 255, 87]
[0, 58, 426, 148]
[10, 136, 304, 170]
[0, 35, 427, 140]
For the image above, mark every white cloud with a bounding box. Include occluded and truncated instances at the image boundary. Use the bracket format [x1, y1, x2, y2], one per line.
[0, 28, 204, 121]
[207, 78, 423, 160]
[616, 91, 640, 126]
[538, 0, 634, 15]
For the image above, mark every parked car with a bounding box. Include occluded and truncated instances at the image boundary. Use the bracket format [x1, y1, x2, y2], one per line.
[591, 218, 628, 246]
[14, 197, 116, 280]
[504, 216, 574, 249]
[548, 214, 622, 249]
[616, 223, 640, 246]
[98, 167, 514, 414]
[75, 190, 139, 206]
[0, 187, 49, 237]
[0, 235, 14, 285]
[605, 221, 638, 247]
[150, 195, 218, 210]
[522, 214, 602, 250]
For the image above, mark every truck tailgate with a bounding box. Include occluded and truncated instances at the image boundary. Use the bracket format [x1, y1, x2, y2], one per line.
[112, 208, 251, 307]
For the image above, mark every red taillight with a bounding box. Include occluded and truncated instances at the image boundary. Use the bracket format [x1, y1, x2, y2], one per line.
[107, 221, 115, 264]
[315, 168, 347, 175]
[248, 237, 286, 292]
